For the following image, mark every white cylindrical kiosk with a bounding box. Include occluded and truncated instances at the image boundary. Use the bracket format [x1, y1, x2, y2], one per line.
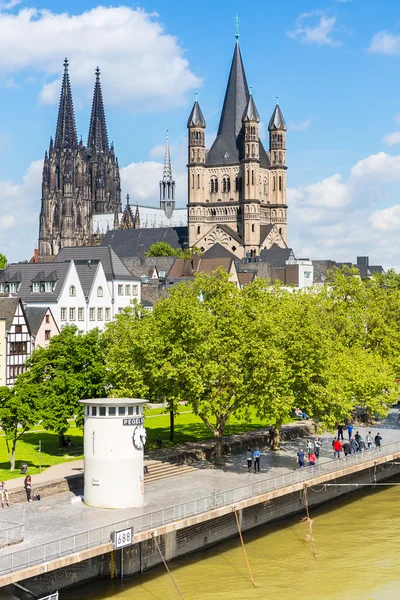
[80, 398, 148, 509]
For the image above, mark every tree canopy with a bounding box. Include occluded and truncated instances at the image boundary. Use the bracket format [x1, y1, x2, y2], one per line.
[145, 242, 203, 259]
[0, 254, 7, 269]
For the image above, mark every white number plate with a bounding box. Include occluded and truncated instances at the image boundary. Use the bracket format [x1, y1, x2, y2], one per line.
[114, 527, 133, 549]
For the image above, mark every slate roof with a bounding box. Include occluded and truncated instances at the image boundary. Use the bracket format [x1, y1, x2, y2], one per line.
[187, 100, 206, 128]
[25, 306, 48, 337]
[243, 94, 260, 123]
[0, 297, 19, 330]
[202, 243, 237, 260]
[0, 263, 70, 302]
[74, 261, 101, 296]
[259, 245, 295, 267]
[206, 41, 269, 168]
[260, 224, 274, 245]
[268, 104, 287, 131]
[53, 246, 137, 281]
[101, 227, 188, 259]
[218, 224, 243, 245]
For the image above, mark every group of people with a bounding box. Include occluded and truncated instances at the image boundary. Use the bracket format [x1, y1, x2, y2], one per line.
[296, 437, 323, 469]
[294, 408, 309, 420]
[246, 447, 261, 472]
[332, 429, 382, 458]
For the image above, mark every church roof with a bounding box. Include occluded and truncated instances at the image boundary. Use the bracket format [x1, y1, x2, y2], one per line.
[101, 227, 188, 259]
[88, 67, 109, 153]
[55, 58, 78, 150]
[187, 100, 206, 128]
[206, 41, 269, 167]
[268, 103, 287, 131]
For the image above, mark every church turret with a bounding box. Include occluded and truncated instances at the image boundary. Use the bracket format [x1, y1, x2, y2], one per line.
[242, 90, 260, 161]
[268, 98, 287, 243]
[55, 58, 78, 151]
[187, 96, 206, 244]
[187, 97, 206, 165]
[88, 67, 109, 154]
[160, 131, 176, 220]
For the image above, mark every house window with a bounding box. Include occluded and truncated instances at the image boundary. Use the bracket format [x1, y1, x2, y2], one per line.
[10, 342, 27, 355]
[32, 282, 40, 293]
[97, 308, 103, 321]
[97, 286, 103, 297]
[69, 286, 76, 297]
[45, 330, 51, 341]
[45, 314, 50, 324]
[69, 307, 75, 321]
[210, 177, 218, 194]
[60, 308, 67, 321]
[78, 307, 84, 321]
[91, 406, 97, 416]
[118, 406, 126, 416]
[125, 285, 131, 295]
[304, 271, 311, 279]
[118, 285, 123, 295]
[132, 285, 138, 296]
[15, 325, 22, 334]
[108, 407, 116, 416]
[99, 407, 106, 416]
[89, 308, 95, 321]
[45, 282, 52, 293]
[105, 308, 111, 321]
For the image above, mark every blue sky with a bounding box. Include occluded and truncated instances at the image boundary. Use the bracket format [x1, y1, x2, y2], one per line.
[2, 0, 400, 265]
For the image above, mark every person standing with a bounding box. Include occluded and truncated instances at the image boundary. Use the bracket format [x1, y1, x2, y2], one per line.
[358, 436, 365, 452]
[342, 441, 351, 456]
[307, 439, 313, 457]
[0, 481, 9, 507]
[355, 431, 361, 444]
[253, 448, 261, 473]
[366, 431, 373, 450]
[347, 423, 353, 441]
[350, 436, 359, 454]
[333, 438, 342, 459]
[297, 448, 305, 469]
[246, 448, 253, 472]
[314, 437, 322, 459]
[375, 433, 382, 448]
[337, 424, 344, 441]
[308, 451, 316, 467]
[24, 475, 32, 502]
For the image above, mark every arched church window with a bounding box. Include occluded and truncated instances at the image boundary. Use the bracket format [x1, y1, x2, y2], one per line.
[235, 176, 242, 192]
[222, 176, 230, 193]
[210, 177, 218, 194]
[197, 174, 200, 188]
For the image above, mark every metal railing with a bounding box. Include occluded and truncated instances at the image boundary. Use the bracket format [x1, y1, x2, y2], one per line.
[0, 506, 25, 548]
[1, 440, 400, 577]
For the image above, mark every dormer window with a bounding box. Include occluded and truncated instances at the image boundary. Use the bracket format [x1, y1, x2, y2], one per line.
[0, 283, 4, 294]
[45, 282, 52, 293]
[32, 282, 40, 293]
[9, 283, 18, 293]
[69, 285, 76, 297]
[97, 286, 103, 297]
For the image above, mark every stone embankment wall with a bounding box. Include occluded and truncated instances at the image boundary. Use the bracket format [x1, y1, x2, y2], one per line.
[15, 459, 400, 598]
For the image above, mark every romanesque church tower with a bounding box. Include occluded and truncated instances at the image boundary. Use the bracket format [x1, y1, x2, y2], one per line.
[187, 38, 288, 259]
[38, 60, 121, 256]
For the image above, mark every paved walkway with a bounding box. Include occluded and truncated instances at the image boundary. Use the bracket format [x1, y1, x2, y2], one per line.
[1, 413, 399, 559]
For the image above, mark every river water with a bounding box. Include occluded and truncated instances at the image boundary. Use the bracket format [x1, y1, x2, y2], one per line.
[62, 480, 400, 600]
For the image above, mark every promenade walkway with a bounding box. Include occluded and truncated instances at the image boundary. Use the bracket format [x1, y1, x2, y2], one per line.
[1, 414, 399, 576]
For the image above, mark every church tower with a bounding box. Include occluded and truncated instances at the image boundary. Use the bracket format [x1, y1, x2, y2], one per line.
[159, 131, 176, 219]
[88, 67, 121, 216]
[39, 59, 91, 256]
[186, 36, 288, 258]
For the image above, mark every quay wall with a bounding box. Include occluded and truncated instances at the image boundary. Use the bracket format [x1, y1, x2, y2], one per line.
[10, 458, 400, 597]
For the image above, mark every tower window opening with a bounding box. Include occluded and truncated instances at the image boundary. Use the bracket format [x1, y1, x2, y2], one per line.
[197, 174, 200, 188]
[192, 174, 194, 189]
[222, 176, 230, 193]
[247, 171, 249, 186]
[251, 224, 255, 233]
[279, 176, 282, 191]
[273, 177, 276, 192]
[197, 226, 201, 234]
[251, 170, 255, 185]
[210, 177, 218, 194]
[279, 227, 282, 235]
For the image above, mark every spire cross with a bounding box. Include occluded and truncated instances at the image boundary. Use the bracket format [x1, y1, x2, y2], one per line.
[235, 14, 239, 40]
[250, 85, 253, 96]
[126, 193, 130, 204]
[166, 129, 169, 142]
[276, 95, 279, 105]
[195, 91, 198, 101]
[63, 57, 69, 72]
[95, 66, 100, 80]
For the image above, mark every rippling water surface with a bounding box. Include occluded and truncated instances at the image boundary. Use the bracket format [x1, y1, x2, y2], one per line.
[62, 480, 400, 600]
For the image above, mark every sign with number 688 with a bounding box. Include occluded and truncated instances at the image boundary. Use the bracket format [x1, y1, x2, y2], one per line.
[113, 527, 133, 549]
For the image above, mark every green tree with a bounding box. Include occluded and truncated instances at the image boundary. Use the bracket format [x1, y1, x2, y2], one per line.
[145, 242, 203, 259]
[0, 254, 7, 269]
[0, 383, 40, 470]
[22, 326, 107, 445]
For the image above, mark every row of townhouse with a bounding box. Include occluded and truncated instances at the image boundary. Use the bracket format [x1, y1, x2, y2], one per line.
[0, 247, 141, 386]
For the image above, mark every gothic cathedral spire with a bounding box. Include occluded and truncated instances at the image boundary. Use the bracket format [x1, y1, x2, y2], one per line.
[88, 67, 109, 154]
[160, 131, 176, 219]
[55, 58, 78, 150]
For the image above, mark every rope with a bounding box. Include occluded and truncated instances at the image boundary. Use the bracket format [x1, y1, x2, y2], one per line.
[233, 507, 256, 587]
[151, 532, 185, 599]
[303, 486, 317, 559]
[309, 485, 326, 493]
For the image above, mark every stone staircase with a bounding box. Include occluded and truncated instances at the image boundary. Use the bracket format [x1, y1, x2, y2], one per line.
[144, 459, 196, 483]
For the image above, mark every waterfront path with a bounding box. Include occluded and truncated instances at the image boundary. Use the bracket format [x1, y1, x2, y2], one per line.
[1, 414, 400, 574]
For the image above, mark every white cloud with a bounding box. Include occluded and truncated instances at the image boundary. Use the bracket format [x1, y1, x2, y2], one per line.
[0, 6, 201, 110]
[0, 160, 42, 261]
[288, 119, 312, 132]
[384, 131, 400, 146]
[369, 31, 400, 55]
[288, 12, 341, 47]
[0, 0, 21, 9]
[289, 151, 400, 264]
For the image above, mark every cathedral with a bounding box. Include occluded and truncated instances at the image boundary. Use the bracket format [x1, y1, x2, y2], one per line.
[38, 60, 122, 256]
[187, 37, 287, 258]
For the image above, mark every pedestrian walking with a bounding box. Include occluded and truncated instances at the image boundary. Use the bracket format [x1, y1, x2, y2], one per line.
[246, 448, 253, 472]
[333, 438, 342, 459]
[355, 431, 361, 444]
[375, 433, 382, 448]
[297, 448, 305, 469]
[347, 423, 353, 441]
[0, 481, 9, 507]
[358, 436, 365, 452]
[308, 451, 316, 467]
[366, 431, 373, 450]
[253, 448, 261, 472]
[307, 439, 313, 456]
[337, 424, 344, 441]
[350, 436, 359, 454]
[332, 437, 337, 458]
[24, 475, 32, 502]
[314, 437, 322, 459]
[342, 441, 351, 456]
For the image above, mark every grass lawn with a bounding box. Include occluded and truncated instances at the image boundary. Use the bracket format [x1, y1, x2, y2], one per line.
[0, 405, 275, 481]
